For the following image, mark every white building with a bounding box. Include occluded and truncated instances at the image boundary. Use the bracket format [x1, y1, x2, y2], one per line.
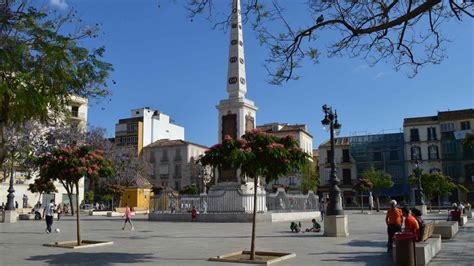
[0, 96, 87, 211]
[114, 107, 184, 154]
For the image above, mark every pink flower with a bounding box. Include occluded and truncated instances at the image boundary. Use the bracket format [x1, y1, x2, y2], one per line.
[267, 143, 284, 149]
[223, 135, 232, 141]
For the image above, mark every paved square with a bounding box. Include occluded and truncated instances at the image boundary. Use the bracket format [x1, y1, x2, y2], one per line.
[0, 211, 472, 265]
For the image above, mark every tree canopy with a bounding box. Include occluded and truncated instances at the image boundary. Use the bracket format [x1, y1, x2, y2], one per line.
[362, 165, 394, 194]
[408, 172, 457, 201]
[0, 1, 114, 166]
[184, 1, 474, 84]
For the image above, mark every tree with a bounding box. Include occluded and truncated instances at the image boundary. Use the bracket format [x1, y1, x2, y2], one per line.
[353, 178, 373, 214]
[0, 1, 114, 167]
[409, 172, 457, 212]
[103, 183, 125, 210]
[299, 163, 319, 194]
[179, 184, 199, 195]
[199, 129, 309, 260]
[84, 191, 95, 203]
[28, 176, 57, 204]
[362, 165, 394, 212]
[183, 1, 473, 84]
[36, 146, 114, 246]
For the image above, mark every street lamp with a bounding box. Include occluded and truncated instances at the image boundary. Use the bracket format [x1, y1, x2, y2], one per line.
[413, 160, 425, 206]
[321, 104, 344, 216]
[5, 171, 15, 211]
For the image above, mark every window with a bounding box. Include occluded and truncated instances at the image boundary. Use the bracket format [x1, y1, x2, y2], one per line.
[411, 146, 422, 160]
[428, 145, 439, 160]
[71, 106, 79, 117]
[342, 169, 352, 185]
[342, 149, 350, 163]
[127, 123, 138, 133]
[441, 123, 455, 132]
[389, 150, 399, 161]
[461, 121, 471, 130]
[373, 152, 383, 161]
[174, 149, 182, 161]
[149, 152, 156, 163]
[174, 164, 181, 178]
[326, 150, 333, 163]
[427, 127, 437, 141]
[161, 149, 168, 162]
[175, 181, 180, 190]
[410, 128, 420, 142]
[288, 176, 296, 186]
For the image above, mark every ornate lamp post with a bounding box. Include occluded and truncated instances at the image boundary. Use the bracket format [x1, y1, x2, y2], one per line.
[321, 104, 344, 216]
[5, 172, 16, 211]
[413, 160, 425, 206]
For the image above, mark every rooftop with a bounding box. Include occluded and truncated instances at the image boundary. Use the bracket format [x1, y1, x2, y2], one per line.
[144, 139, 208, 150]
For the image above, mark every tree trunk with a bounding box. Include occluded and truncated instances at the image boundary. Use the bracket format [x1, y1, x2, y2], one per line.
[376, 196, 380, 212]
[67, 190, 75, 216]
[360, 193, 364, 214]
[76, 182, 81, 246]
[250, 177, 258, 260]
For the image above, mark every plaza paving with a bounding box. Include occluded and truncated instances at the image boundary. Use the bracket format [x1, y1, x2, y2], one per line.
[0, 210, 472, 265]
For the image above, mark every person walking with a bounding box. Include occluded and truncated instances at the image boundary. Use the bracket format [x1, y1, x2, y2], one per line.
[122, 204, 134, 231]
[385, 200, 403, 253]
[319, 200, 327, 222]
[43, 199, 56, 234]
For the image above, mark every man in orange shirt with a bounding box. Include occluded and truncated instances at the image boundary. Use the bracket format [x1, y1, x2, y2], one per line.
[385, 200, 403, 252]
[402, 207, 420, 241]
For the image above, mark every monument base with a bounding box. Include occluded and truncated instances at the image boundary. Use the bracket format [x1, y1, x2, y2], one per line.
[324, 215, 349, 237]
[207, 182, 266, 213]
[3, 210, 18, 223]
[415, 205, 428, 215]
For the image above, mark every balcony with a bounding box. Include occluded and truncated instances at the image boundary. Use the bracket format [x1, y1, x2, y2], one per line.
[159, 174, 169, 180]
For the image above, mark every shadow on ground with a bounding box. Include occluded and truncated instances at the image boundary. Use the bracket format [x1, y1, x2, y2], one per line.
[309, 251, 392, 264]
[26, 252, 157, 265]
[343, 239, 386, 248]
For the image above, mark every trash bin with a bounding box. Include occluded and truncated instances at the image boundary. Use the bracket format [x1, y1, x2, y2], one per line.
[393, 232, 416, 266]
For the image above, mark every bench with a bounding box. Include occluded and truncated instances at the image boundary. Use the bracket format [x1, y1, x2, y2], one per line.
[467, 210, 472, 219]
[18, 214, 35, 220]
[392, 223, 441, 266]
[459, 215, 468, 226]
[433, 221, 459, 239]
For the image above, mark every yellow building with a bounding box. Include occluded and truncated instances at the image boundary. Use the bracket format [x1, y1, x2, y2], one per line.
[120, 176, 153, 210]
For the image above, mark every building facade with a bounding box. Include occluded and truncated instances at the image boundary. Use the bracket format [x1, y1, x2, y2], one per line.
[114, 107, 184, 154]
[404, 109, 474, 202]
[0, 96, 87, 209]
[257, 123, 313, 190]
[318, 133, 408, 206]
[142, 139, 208, 191]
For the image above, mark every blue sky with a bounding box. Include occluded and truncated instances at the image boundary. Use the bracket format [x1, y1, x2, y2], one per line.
[51, 0, 473, 147]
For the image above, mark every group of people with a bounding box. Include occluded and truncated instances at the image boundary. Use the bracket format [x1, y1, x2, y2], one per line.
[385, 200, 425, 253]
[447, 202, 470, 221]
[290, 219, 321, 233]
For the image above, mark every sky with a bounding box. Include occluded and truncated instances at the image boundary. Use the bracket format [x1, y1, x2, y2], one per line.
[47, 0, 473, 148]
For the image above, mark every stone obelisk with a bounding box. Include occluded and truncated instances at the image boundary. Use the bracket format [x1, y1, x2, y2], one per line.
[209, 0, 266, 213]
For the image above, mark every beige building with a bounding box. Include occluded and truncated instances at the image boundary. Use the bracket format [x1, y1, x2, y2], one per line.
[318, 137, 357, 204]
[404, 109, 474, 202]
[257, 123, 313, 190]
[142, 139, 208, 191]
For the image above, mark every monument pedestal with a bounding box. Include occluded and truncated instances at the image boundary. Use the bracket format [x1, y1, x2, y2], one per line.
[324, 215, 349, 237]
[208, 182, 266, 213]
[415, 205, 428, 215]
[3, 210, 18, 223]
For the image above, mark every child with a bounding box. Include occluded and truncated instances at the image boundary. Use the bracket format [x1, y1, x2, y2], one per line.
[122, 203, 134, 231]
[306, 219, 321, 232]
[191, 206, 199, 222]
[290, 222, 301, 233]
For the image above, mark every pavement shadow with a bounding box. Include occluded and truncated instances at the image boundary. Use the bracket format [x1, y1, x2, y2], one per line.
[343, 239, 386, 248]
[26, 252, 157, 265]
[309, 251, 392, 264]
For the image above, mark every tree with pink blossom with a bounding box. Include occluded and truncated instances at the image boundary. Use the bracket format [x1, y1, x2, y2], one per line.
[199, 129, 309, 260]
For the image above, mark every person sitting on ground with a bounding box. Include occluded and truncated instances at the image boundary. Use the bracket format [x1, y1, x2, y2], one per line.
[402, 207, 419, 241]
[305, 219, 321, 232]
[411, 208, 425, 242]
[290, 222, 301, 233]
[448, 203, 461, 221]
[191, 206, 199, 222]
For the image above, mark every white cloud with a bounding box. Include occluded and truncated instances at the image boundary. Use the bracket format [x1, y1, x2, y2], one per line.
[373, 72, 384, 80]
[50, 0, 68, 9]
